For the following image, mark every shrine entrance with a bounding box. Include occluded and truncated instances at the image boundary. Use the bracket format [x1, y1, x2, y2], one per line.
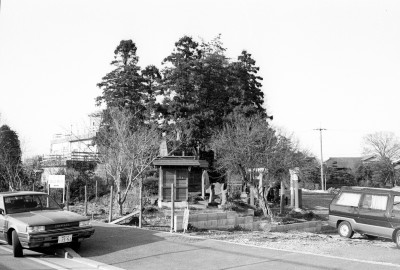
[162, 168, 188, 202]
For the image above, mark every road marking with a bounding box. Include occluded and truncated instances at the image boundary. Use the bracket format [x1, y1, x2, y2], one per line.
[0, 245, 69, 270]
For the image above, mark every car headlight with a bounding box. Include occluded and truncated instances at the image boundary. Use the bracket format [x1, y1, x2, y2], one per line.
[79, 220, 91, 227]
[27, 226, 45, 233]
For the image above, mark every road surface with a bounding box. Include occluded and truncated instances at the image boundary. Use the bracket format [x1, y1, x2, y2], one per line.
[75, 222, 400, 270]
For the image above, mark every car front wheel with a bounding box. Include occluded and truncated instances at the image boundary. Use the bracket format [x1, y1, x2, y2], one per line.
[12, 230, 23, 257]
[338, 221, 354, 238]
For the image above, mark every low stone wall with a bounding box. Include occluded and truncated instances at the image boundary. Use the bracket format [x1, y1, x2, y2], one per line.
[174, 210, 322, 233]
[174, 211, 254, 231]
[256, 220, 322, 233]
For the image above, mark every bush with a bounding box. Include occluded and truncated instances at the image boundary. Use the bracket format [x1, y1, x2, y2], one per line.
[143, 177, 158, 196]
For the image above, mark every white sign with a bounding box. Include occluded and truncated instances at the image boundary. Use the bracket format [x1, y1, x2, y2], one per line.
[183, 207, 189, 232]
[48, 175, 66, 188]
[289, 169, 299, 181]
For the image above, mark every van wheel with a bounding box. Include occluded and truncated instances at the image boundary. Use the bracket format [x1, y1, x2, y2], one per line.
[338, 221, 354, 238]
[395, 231, 400, 249]
[12, 230, 23, 257]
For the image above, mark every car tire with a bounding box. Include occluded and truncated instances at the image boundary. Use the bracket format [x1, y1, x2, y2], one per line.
[70, 241, 81, 250]
[12, 230, 23, 257]
[338, 221, 354, 238]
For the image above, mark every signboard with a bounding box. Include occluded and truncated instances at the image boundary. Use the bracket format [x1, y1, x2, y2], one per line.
[48, 175, 66, 188]
[159, 139, 168, 156]
[289, 168, 299, 181]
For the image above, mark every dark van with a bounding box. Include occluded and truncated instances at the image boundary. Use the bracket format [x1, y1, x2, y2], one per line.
[328, 186, 400, 248]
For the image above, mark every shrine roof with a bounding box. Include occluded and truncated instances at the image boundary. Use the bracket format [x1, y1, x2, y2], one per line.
[153, 156, 208, 168]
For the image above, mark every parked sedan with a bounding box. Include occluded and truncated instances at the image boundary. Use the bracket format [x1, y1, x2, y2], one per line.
[0, 191, 95, 257]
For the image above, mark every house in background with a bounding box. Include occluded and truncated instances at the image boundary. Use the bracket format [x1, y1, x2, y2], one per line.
[361, 155, 380, 164]
[324, 157, 362, 175]
[40, 113, 101, 184]
[324, 157, 363, 188]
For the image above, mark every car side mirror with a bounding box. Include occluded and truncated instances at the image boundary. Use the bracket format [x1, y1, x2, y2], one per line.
[0, 209, 4, 215]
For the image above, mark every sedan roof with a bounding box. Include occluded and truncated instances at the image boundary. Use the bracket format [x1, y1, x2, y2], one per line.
[0, 191, 46, 197]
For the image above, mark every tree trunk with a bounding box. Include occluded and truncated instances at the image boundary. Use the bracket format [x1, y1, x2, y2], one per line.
[259, 186, 273, 218]
[118, 191, 123, 216]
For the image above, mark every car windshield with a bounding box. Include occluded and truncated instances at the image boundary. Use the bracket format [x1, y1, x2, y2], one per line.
[4, 194, 62, 214]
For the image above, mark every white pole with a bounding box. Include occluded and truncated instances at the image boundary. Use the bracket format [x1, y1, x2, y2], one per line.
[314, 128, 326, 190]
[319, 129, 325, 190]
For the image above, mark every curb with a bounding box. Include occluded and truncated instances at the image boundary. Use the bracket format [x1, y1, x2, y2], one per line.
[56, 247, 125, 270]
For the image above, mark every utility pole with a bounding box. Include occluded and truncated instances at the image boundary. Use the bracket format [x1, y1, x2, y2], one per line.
[314, 128, 326, 190]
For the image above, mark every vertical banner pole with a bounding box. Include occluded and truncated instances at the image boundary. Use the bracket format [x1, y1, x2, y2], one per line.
[66, 183, 70, 211]
[170, 183, 175, 232]
[84, 185, 88, 216]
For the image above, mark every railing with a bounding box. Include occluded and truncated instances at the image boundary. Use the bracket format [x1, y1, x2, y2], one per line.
[51, 131, 97, 144]
[40, 151, 99, 167]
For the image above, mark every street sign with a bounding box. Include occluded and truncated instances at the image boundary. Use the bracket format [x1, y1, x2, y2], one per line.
[48, 175, 65, 188]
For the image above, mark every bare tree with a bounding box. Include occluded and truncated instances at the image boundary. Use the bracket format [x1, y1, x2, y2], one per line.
[96, 108, 160, 215]
[363, 131, 400, 160]
[211, 113, 309, 217]
[97, 108, 182, 218]
[362, 132, 400, 187]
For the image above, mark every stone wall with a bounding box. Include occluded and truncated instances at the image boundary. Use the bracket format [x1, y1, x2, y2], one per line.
[174, 210, 322, 233]
[174, 211, 254, 231]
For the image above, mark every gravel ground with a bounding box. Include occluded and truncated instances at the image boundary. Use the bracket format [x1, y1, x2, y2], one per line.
[189, 229, 397, 256]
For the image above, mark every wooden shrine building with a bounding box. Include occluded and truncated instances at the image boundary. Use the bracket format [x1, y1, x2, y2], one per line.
[153, 156, 208, 207]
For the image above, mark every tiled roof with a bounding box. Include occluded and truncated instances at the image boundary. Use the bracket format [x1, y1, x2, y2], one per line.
[153, 157, 208, 168]
[324, 157, 362, 171]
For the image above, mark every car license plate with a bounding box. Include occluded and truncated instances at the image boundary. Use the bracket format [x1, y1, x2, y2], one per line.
[58, 234, 72, 243]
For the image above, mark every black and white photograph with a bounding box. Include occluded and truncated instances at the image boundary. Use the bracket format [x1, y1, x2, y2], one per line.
[1, 1, 400, 269]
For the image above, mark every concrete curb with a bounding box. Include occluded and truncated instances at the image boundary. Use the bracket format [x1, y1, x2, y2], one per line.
[57, 247, 125, 270]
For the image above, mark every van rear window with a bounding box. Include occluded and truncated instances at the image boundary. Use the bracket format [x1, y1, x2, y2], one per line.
[336, 192, 361, 207]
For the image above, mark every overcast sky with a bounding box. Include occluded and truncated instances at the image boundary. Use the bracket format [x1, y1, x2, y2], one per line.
[1, 0, 400, 160]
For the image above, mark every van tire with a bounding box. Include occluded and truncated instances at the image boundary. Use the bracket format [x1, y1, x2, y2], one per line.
[338, 221, 354, 238]
[395, 231, 400, 249]
[12, 230, 23, 257]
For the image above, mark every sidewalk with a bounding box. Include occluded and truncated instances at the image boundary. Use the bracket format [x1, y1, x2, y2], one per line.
[67, 222, 400, 270]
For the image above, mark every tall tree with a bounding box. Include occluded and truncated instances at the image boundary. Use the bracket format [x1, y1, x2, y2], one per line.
[228, 50, 265, 117]
[0, 125, 23, 191]
[97, 40, 148, 120]
[160, 35, 267, 153]
[141, 65, 162, 121]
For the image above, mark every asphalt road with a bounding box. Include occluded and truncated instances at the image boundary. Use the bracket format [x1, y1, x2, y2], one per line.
[75, 222, 400, 270]
[0, 243, 101, 270]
